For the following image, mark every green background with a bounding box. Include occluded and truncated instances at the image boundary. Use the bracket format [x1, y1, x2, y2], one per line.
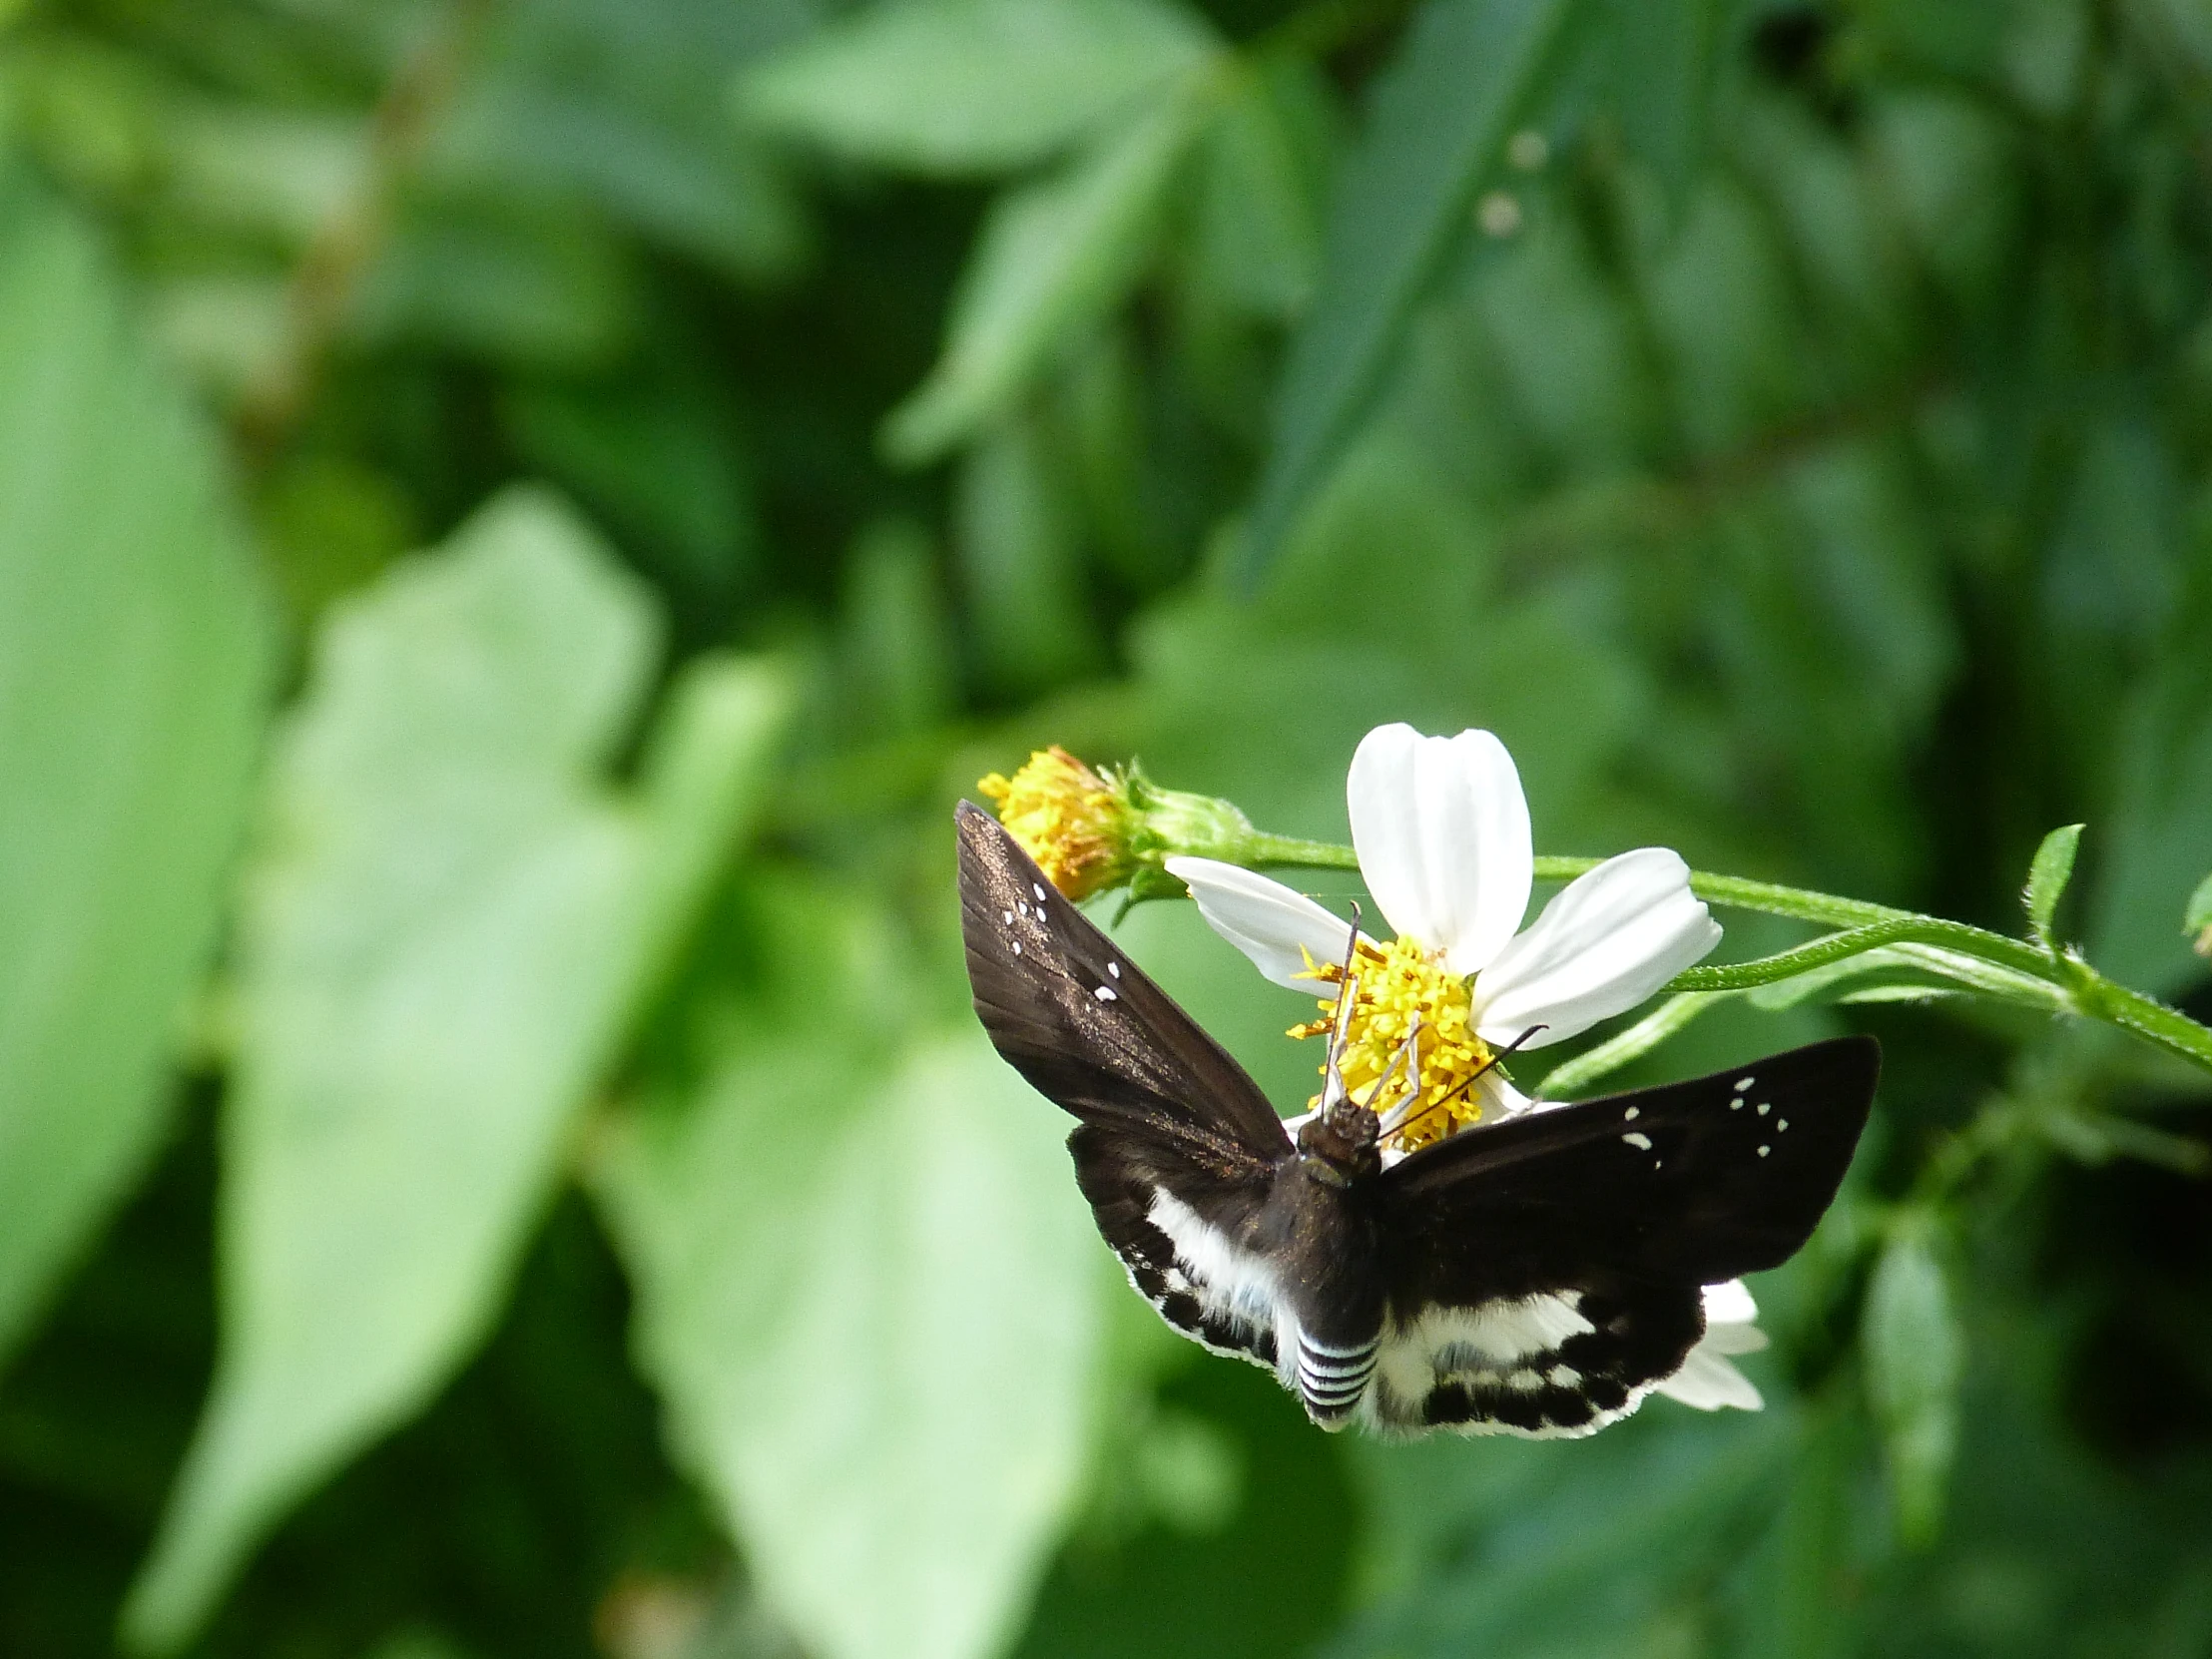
[2, 0, 2209, 1655]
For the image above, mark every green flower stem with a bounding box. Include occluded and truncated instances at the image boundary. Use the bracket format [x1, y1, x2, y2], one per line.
[1662, 918, 2054, 994]
[1209, 836, 2212, 1077]
[1245, 833, 1363, 870]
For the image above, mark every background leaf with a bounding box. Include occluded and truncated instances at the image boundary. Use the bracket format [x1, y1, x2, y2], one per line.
[1862, 1223, 1962, 1548]
[884, 96, 1207, 463]
[1236, 0, 1587, 579]
[122, 491, 793, 1651]
[0, 176, 275, 1367]
[739, 0, 1217, 177]
[594, 1025, 1106, 1659]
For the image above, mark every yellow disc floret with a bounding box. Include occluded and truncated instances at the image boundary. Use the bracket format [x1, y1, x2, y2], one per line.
[1291, 935, 1496, 1152]
[978, 747, 1137, 900]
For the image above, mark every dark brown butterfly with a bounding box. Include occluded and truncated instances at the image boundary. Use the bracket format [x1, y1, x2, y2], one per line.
[956, 803, 1878, 1437]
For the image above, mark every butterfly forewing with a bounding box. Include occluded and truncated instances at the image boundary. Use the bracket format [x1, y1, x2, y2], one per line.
[1365, 1036, 1879, 1436]
[956, 803, 1290, 1169]
[956, 804, 1294, 1374]
[1382, 1036, 1879, 1292]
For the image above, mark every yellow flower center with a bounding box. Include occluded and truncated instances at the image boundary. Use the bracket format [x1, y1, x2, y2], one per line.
[1290, 934, 1496, 1152]
[978, 747, 1134, 900]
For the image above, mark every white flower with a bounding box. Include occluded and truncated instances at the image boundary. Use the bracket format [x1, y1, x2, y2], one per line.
[1166, 725, 1764, 1412]
[1655, 1280, 1768, 1411]
[1165, 723, 1723, 1116]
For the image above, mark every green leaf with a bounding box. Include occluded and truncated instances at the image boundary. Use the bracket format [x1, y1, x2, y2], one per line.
[1342, 1410, 1796, 1656]
[739, 0, 1217, 177]
[1235, 0, 1587, 581]
[0, 177, 276, 1365]
[1537, 993, 1730, 1099]
[884, 97, 1204, 463]
[350, 194, 641, 370]
[1862, 1222, 1961, 1548]
[2089, 564, 2212, 995]
[122, 488, 794, 1653]
[1189, 61, 1332, 319]
[955, 412, 1107, 695]
[593, 1026, 1105, 1659]
[2022, 822, 2084, 945]
[2185, 868, 2212, 955]
[1743, 947, 1972, 1012]
[1604, 0, 1729, 214]
[431, 0, 811, 280]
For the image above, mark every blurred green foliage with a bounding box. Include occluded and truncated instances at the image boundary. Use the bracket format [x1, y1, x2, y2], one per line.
[1, 0, 2209, 1656]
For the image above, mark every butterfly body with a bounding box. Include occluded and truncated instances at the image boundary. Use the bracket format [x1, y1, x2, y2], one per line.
[956, 803, 1880, 1438]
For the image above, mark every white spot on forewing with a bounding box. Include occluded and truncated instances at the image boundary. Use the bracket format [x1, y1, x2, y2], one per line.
[1011, 941, 1021, 955]
[1094, 985, 1118, 1002]
[1108, 960, 1121, 978]
[1778, 1119, 1789, 1132]
[1034, 882, 1047, 902]
[1623, 1106, 1639, 1121]
[1736, 1076, 1755, 1090]
[1622, 1131, 1653, 1150]
[1730, 1097, 1744, 1111]
[1757, 1101, 1771, 1116]
[1017, 900, 1029, 917]
[1003, 909, 1014, 925]
[1757, 1145, 1770, 1157]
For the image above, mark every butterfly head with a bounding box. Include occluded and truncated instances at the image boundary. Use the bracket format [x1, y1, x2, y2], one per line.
[1297, 1097, 1382, 1187]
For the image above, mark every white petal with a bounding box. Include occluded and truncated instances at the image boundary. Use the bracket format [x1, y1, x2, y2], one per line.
[1471, 847, 1721, 1048]
[1477, 1068, 1535, 1119]
[1347, 724, 1531, 973]
[1655, 1344, 1765, 1411]
[1700, 1320, 1772, 1357]
[1702, 1279, 1758, 1327]
[1164, 856, 1361, 993]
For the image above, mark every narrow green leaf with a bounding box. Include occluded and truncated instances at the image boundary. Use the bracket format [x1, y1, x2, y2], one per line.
[1236, 0, 1587, 581]
[739, 0, 1217, 177]
[593, 1027, 1104, 1659]
[1537, 992, 1728, 1099]
[884, 95, 1205, 464]
[2022, 823, 2084, 945]
[1745, 947, 1968, 1011]
[0, 177, 276, 1366]
[1862, 1223, 1961, 1548]
[123, 488, 794, 1653]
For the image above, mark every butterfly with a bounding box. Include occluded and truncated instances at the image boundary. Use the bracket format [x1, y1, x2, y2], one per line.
[956, 802, 1880, 1437]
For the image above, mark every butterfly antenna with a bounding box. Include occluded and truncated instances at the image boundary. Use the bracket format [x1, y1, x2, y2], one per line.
[1377, 1023, 1549, 1141]
[1320, 901, 1363, 1109]
[1357, 1013, 1421, 1115]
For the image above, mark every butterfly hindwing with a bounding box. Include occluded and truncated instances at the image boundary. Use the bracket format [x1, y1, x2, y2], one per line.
[956, 803, 1295, 1372]
[1069, 1125, 1281, 1372]
[1366, 1037, 1879, 1437]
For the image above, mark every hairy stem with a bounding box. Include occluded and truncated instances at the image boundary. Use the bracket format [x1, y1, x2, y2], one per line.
[1215, 835, 2212, 1077]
